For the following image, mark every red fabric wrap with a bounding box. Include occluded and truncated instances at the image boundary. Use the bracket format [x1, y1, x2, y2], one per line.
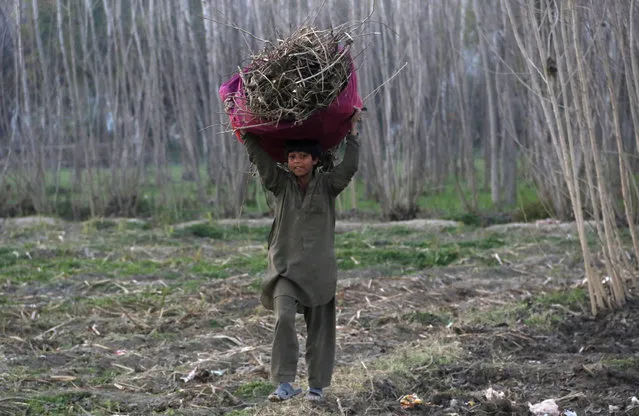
[219, 58, 363, 163]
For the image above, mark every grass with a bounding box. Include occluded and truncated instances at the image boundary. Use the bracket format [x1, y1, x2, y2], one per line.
[0, 222, 514, 290]
[171, 222, 270, 241]
[533, 288, 589, 311]
[603, 357, 639, 370]
[0, 246, 22, 267]
[419, 174, 543, 222]
[0, 217, 631, 415]
[371, 339, 461, 374]
[465, 288, 590, 329]
[234, 381, 275, 399]
[335, 230, 506, 270]
[338, 246, 460, 270]
[26, 392, 93, 415]
[0, 238, 268, 285]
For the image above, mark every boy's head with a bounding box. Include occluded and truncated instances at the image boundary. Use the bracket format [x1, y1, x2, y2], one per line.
[286, 139, 321, 178]
[286, 139, 321, 160]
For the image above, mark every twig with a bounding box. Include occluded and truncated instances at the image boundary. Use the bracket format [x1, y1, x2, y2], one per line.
[34, 317, 76, 340]
[113, 382, 143, 391]
[112, 363, 135, 374]
[211, 384, 242, 405]
[557, 392, 586, 401]
[337, 397, 347, 416]
[362, 61, 408, 102]
[412, 355, 435, 371]
[360, 360, 375, 400]
[120, 308, 149, 330]
[112, 282, 130, 294]
[213, 334, 244, 346]
[495, 331, 535, 342]
[550, 303, 582, 316]
[200, 14, 268, 44]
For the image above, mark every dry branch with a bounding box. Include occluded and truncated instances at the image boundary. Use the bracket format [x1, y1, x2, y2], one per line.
[34, 317, 76, 340]
[238, 25, 353, 124]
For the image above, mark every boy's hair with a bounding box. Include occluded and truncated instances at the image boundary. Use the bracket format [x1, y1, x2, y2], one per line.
[286, 139, 321, 160]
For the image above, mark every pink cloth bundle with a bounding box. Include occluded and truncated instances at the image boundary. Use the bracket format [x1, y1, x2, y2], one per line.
[219, 58, 363, 163]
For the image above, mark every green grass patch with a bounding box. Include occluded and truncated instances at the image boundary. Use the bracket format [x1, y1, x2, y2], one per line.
[335, 232, 506, 270]
[0, 247, 21, 268]
[248, 277, 262, 293]
[83, 218, 118, 231]
[0, 256, 168, 284]
[87, 369, 120, 386]
[2, 227, 509, 287]
[26, 391, 93, 415]
[522, 309, 564, 328]
[0, 248, 267, 285]
[209, 319, 230, 328]
[532, 288, 589, 312]
[466, 288, 589, 329]
[469, 303, 530, 327]
[468, 303, 551, 328]
[422, 178, 546, 225]
[338, 246, 460, 270]
[373, 341, 460, 374]
[603, 357, 639, 370]
[172, 223, 270, 241]
[450, 235, 505, 249]
[373, 226, 415, 237]
[233, 381, 274, 399]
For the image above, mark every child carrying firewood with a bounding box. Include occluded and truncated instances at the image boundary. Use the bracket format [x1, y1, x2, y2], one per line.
[240, 107, 361, 402]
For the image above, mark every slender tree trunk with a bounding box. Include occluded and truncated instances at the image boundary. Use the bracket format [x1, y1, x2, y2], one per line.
[474, 0, 499, 205]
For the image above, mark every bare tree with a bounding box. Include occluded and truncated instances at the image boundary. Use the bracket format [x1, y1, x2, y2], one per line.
[502, 0, 637, 314]
[474, 0, 499, 205]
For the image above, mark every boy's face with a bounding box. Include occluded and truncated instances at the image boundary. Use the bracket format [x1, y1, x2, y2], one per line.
[287, 151, 318, 178]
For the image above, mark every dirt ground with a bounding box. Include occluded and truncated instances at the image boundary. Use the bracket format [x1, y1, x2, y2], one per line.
[0, 218, 638, 415]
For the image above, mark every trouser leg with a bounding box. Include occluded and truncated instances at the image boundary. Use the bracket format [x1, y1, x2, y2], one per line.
[304, 297, 336, 389]
[271, 295, 299, 384]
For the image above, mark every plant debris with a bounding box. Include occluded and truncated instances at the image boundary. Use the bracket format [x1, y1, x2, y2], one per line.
[399, 393, 424, 409]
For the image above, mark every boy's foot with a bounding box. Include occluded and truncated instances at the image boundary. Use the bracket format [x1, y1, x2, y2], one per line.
[268, 382, 302, 402]
[305, 387, 323, 401]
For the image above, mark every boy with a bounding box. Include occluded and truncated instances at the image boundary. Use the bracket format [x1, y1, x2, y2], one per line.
[241, 108, 361, 402]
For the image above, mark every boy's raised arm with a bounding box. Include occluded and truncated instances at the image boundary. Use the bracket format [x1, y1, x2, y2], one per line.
[243, 132, 286, 195]
[327, 134, 360, 196]
[327, 108, 361, 196]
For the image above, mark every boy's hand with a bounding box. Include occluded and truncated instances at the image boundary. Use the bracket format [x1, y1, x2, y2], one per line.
[349, 107, 362, 136]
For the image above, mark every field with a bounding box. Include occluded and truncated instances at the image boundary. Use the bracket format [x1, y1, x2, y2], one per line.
[1, 217, 638, 415]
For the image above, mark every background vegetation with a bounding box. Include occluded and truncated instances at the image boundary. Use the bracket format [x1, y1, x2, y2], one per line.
[1, 1, 639, 311]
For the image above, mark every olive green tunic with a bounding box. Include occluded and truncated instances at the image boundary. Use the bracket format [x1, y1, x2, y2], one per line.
[243, 133, 360, 310]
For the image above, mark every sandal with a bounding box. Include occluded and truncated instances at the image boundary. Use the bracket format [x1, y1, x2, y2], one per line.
[305, 387, 324, 401]
[268, 382, 303, 402]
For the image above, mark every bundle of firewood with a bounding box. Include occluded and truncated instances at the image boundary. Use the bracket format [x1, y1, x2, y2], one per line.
[239, 25, 353, 124]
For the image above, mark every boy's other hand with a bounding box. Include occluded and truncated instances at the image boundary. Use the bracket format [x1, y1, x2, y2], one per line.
[349, 107, 362, 136]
